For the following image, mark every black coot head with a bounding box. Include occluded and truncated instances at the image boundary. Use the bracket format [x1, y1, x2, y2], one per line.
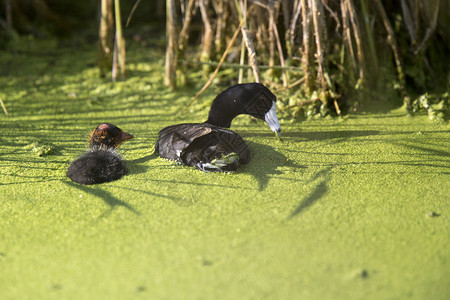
[206, 83, 281, 135]
[89, 123, 134, 149]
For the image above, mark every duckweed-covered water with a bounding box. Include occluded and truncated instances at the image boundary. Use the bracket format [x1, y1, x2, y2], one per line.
[1, 38, 449, 299]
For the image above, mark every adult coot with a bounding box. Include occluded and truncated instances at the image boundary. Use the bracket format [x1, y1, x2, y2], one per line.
[155, 83, 280, 172]
[67, 123, 133, 185]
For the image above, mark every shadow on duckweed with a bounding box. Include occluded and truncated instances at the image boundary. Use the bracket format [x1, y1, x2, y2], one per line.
[127, 152, 215, 177]
[64, 154, 194, 209]
[126, 141, 297, 192]
[148, 178, 255, 191]
[392, 141, 450, 158]
[63, 180, 141, 216]
[129, 152, 158, 164]
[286, 136, 450, 218]
[242, 141, 306, 191]
[243, 128, 450, 143]
[108, 185, 182, 203]
[65, 175, 192, 213]
[126, 153, 158, 175]
[1, 176, 63, 186]
[289, 166, 333, 218]
[128, 152, 257, 194]
[241, 129, 381, 141]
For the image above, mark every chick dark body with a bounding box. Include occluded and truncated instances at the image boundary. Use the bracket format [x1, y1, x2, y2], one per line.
[67, 123, 133, 185]
[67, 149, 127, 185]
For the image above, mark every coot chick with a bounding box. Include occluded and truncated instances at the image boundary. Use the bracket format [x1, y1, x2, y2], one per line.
[155, 83, 281, 172]
[67, 123, 133, 185]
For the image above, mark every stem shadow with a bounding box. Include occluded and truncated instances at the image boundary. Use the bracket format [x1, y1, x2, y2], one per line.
[289, 166, 332, 218]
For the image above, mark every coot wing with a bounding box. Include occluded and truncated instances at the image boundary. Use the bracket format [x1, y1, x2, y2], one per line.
[180, 127, 251, 170]
[155, 123, 214, 162]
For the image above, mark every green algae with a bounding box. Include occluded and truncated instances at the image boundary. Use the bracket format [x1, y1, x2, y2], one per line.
[23, 140, 56, 157]
[0, 39, 449, 300]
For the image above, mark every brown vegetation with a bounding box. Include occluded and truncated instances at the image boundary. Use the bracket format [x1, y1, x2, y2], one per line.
[164, 0, 449, 117]
[1, 0, 448, 118]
